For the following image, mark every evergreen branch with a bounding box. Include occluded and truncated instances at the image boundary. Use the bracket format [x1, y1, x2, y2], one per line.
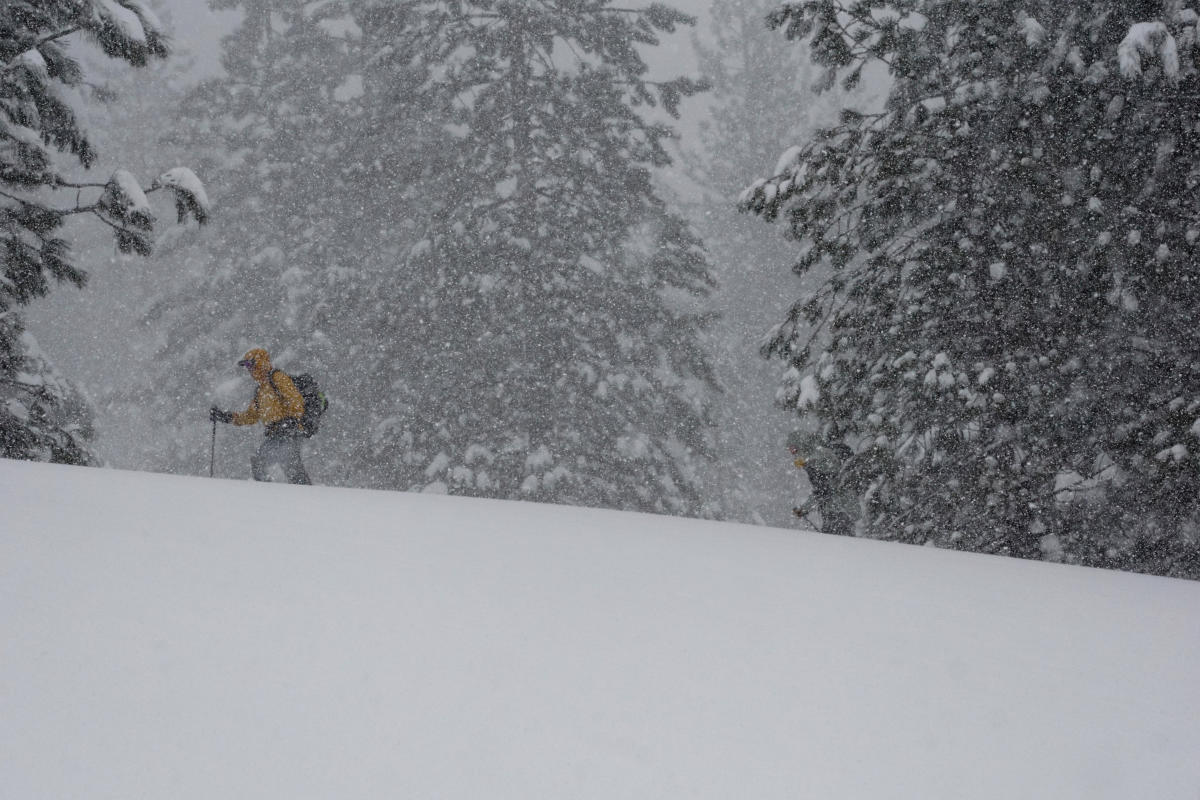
[35, 26, 82, 50]
[89, 209, 123, 231]
[1, 27, 81, 73]
[0, 189, 94, 218]
[0, 375, 51, 391]
[532, 186, 595, 220]
[54, 179, 111, 190]
[0, 185, 160, 221]
[826, 13, 891, 66]
[774, 224, 927, 374]
[0, 188, 33, 207]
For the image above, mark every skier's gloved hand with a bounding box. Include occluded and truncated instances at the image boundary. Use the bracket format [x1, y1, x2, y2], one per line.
[210, 407, 233, 424]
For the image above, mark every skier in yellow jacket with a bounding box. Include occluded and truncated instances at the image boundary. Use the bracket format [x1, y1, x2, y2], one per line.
[788, 430, 855, 535]
[210, 348, 311, 484]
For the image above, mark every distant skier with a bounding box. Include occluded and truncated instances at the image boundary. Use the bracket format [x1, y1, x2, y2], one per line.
[210, 348, 311, 485]
[788, 430, 855, 536]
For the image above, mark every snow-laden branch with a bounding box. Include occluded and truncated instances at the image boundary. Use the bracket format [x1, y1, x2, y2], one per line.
[1016, 11, 1047, 47]
[99, 169, 155, 230]
[80, 0, 169, 64]
[1118, 21, 1180, 82]
[152, 168, 211, 225]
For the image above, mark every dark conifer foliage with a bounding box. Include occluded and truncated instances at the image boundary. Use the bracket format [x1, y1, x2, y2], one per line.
[0, 0, 205, 464]
[743, 0, 1200, 577]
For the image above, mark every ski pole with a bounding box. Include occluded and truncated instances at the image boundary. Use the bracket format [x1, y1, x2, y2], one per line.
[210, 418, 216, 478]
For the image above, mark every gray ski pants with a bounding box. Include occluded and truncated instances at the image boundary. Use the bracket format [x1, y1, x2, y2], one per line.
[251, 432, 311, 485]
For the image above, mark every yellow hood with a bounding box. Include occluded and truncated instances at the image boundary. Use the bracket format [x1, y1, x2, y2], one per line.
[240, 348, 273, 382]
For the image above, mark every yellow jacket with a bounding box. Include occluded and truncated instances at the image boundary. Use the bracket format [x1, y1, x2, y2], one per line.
[232, 348, 305, 428]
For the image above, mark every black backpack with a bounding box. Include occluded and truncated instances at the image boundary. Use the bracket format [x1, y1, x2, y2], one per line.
[271, 370, 328, 438]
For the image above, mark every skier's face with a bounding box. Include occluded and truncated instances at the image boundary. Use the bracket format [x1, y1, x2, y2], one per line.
[239, 348, 271, 380]
[240, 358, 265, 381]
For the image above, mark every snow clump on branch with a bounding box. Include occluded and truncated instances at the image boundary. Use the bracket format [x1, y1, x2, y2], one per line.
[152, 167, 211, 225]
[1118, 22, 1180, 82]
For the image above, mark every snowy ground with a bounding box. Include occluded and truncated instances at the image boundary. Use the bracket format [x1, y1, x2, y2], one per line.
[3, 459, 1199, 799]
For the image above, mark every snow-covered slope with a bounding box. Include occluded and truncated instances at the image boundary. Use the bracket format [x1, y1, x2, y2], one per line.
[3, 459, 1199, 799]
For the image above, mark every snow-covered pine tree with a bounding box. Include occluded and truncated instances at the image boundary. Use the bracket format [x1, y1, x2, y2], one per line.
[0, 0, 206, 464]
[691, 0, 840, 200]
[742, 0, 1200, 577]
[353, 0, 720, 515]
[682, 0, 844, 525]
[25, 1, 205, 468]
[133, 0, 379, 479]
